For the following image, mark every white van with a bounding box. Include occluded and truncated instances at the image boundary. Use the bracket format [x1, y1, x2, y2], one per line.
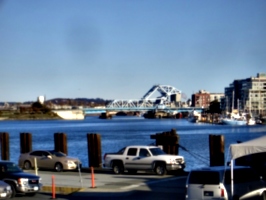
[186, 166, 266, 200]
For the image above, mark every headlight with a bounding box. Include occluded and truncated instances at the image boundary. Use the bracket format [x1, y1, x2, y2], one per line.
[65, 160, 75, 165]
[18, 178, 28, 185]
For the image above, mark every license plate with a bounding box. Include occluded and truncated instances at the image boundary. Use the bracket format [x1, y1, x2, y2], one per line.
[33, 186, 38, 191]
[204, 191, 213, 196]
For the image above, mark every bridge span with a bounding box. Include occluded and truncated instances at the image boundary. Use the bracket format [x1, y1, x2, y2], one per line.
[84, 84, 203, 115]
[83, 107, 204, 115]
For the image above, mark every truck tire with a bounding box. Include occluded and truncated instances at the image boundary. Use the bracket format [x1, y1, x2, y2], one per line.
[154, 163, 166, 175]
[23, 160, 32, 170]
[112, 162, 124, 174]
[9, 182, 16, 198]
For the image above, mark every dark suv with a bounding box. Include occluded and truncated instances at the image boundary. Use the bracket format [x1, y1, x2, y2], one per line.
[0, 161, 42, 197]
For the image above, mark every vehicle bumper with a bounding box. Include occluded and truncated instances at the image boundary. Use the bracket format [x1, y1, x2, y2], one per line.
[166, 163, 185, 171]
[16, 183, 42, 193]
[0, 190, 12, 199]
[63, 163, 82, 171]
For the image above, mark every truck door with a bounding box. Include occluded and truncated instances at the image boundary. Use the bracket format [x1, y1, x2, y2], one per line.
[124, 148, 153, 170]
[124, 148, 141, 170]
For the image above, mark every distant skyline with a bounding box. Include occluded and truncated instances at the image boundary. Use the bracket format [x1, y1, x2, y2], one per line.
[0, 0, 265, 102]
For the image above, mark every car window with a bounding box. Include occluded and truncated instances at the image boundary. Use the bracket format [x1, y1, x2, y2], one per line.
[189, 171, 220, 185]
[0, 163, 22, 173]
[127, 148, 137, 156]
[53, 152, 66, 157]
[30, 151, 42, 156]
[139, 149, 150, 157]
[149, 148, 166, 156]
[41, 151, 50, 157]
[117, 147, 126, 154]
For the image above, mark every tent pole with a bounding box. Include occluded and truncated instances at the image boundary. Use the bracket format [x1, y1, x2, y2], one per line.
[231, 159, 234, 199]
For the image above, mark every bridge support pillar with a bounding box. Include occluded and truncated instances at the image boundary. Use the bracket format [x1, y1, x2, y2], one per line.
[99, 112, 112, 119]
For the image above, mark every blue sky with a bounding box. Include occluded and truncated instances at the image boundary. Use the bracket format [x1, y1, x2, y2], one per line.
[0, 0, 265, 102]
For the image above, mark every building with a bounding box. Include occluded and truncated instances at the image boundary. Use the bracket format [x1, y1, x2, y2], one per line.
[191, 90, 211, 108]
[210, 93, 224, 102]
[223, 73, 266, 115]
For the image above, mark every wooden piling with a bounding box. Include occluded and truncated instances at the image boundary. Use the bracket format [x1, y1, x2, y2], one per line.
[0, 132, 9, 160]
[209, 134, 224, 166]
[20, 133, 32, 153]
[87, 133, 102, 167]
[150, 129, 179, 155]
[54, 133, 68, 155]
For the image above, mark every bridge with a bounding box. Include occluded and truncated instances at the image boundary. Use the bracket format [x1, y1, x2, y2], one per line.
[83, 85, 204, 115]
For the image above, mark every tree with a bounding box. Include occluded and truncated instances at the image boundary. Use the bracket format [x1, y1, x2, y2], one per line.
[209, 100, 221, 114]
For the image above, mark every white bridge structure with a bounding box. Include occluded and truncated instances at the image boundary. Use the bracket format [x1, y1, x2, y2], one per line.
[106, 84, 182, 110]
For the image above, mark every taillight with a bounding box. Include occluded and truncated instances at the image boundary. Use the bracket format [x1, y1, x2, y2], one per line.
[103, 153, 107, 160]
[221, 188, 224, 197]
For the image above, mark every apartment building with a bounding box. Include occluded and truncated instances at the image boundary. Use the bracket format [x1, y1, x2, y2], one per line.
[191, 90, 211, 108]
[223, 73, 266, 115]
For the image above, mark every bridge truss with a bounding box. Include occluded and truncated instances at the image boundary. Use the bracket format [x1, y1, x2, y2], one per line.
[106, 85, 182, 109]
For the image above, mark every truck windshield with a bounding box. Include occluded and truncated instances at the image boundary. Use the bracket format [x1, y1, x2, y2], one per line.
[149, 148, 166, 156]
[2, 163, 22, 173]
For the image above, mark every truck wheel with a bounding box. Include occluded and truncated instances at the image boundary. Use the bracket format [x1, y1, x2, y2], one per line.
[113, 162, 124, 174]
[54, 162, 63, 172]
[23, 160, 32, 170]
[155, 163, 166, 175]
[9, 183, 16, 198]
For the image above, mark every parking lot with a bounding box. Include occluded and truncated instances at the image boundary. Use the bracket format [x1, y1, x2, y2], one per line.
[13, 169, 187, 200]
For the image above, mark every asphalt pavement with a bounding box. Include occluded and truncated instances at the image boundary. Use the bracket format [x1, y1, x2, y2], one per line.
[19, 168, 188, 200]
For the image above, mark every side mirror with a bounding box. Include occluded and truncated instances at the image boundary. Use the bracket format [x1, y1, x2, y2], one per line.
[47, 155, 52, 159]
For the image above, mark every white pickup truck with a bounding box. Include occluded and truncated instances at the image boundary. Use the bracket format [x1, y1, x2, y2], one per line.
[103, 145, 185, 175]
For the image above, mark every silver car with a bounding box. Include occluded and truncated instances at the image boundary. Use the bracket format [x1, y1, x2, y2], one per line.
[18, 150, 82, 172]
[0, 181, 12, 199]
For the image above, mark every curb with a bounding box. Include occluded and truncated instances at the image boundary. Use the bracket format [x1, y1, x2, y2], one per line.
[41, 185, 83, 195]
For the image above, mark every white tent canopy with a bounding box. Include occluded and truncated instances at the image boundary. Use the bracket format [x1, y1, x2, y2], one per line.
[229, 135, 266, 197]
[230, 135, 266, 160]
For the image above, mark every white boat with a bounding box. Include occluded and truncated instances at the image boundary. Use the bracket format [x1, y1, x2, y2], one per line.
[187, 110, 201, 123]
[222, 117, 247, 126]
[221, 112, 256, 126]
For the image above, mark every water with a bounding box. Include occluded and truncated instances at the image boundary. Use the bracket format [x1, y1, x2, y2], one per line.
[0, 116, 265, 171]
